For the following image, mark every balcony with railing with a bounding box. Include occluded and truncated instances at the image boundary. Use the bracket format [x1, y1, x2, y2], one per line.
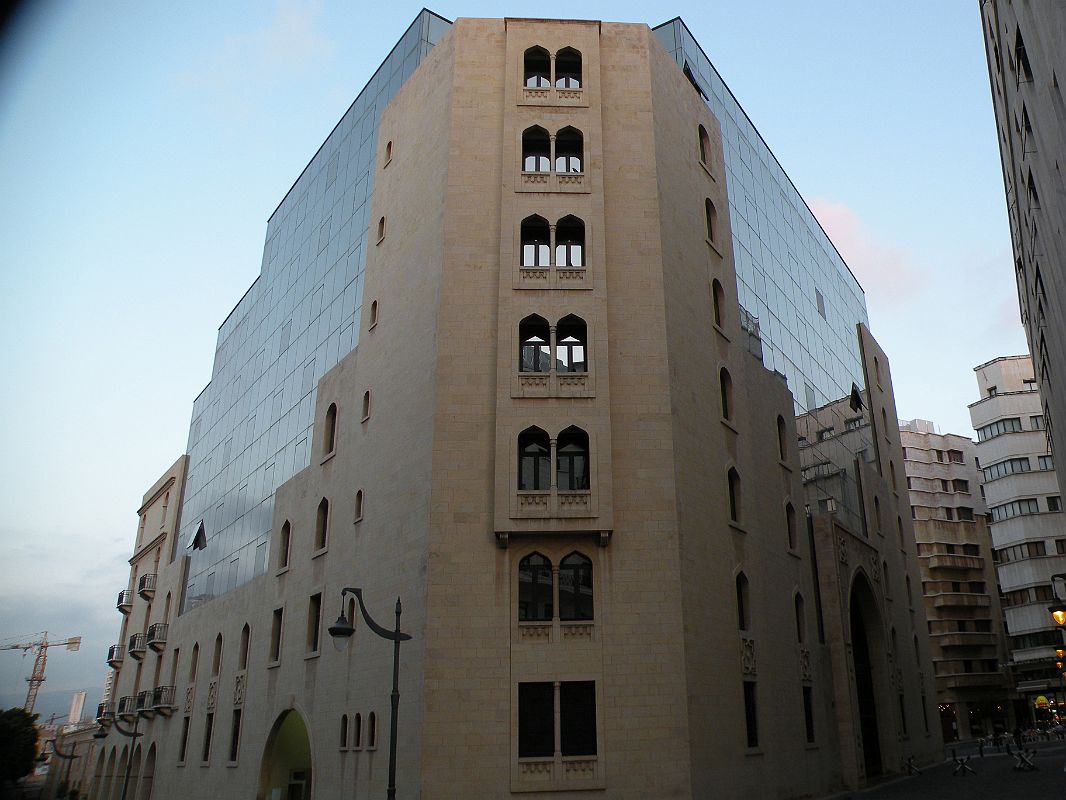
[106, 644, 124, 669]
[147, 622, 168, 652]
[136, 573, 157, 600]
[152, 685, 176, 714]
[127, 633, 147, 661]
[135, 690, 154, 718]
[117, 695, 136, 720]
[116, 590, 133, 614]
[95, 701, 114, 725]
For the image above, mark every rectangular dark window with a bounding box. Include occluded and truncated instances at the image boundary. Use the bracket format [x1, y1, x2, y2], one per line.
[307, 593, 322, 653]
[743, 681, 758, 748]
[202, 712, 214, 762]
[518, 682, 554, 758]
[898, 694, 907, 736]
[802, 686, 815, 743]
[270, 608, 283, 662]
[560, 681, 596, 756]
[229, 709, 242, 762]
[179, 716, 190, 763]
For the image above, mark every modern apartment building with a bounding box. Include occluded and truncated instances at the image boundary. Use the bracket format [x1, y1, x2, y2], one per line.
[899, 419, 1014, 740]
[979, 1, 1066, 499]
[88, 13, 940, 799]
[970, 355, 1065, 719]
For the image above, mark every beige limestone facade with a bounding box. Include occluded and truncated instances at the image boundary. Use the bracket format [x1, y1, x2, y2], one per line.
[88, 16, 942, 800]
[899, 419, 1014, 741]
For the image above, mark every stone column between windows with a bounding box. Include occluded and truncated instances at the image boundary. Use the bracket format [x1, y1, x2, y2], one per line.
[551, 565, 561, 624]
[553, 680, 562, 760]
[549, 438, 558, 490]
[549, 134, 557, 175]
[548, 325, 557, 376]
[549, 53, 556, 89]
[549, 224, 557, 269]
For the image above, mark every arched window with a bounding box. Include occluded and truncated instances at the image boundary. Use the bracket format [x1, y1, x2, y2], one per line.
[777, 416, 788, 460]
[698, 124, 711, 165]
[355, 490, 364, 522]
[238, 624, 250, 671]
[279, 521, 291, 568]
[559, 552, 593, 620]
[377, 216, 386, 241]
[519, 552, 553, 621]
[913, 635, 921, 668]
[523, 46, 550, 88]
[881, 407, 888, 432]
[520, 215, 550, 266]
[368, 712, 377, 748]
[340, 715, 348, 749]
[518, 427, 550, 490]
[905, 575, 913, 605]
[212, 634, 223, 677]
[873, 496, 882, 533]
[362, 390, 371, 420]
[890, 460, 896, 489]
[711, 279, 724, 327]
[705, 198, 717, 243]
[369, 300, 378, 327]
[719, 367, 733, 421]
[384, 141, 393, 164]
[353, 713, 362, 748]
[555, 47, 581, 88]
[519, 315, 551, 372]
[522, 126, 551, 172]
[315, 498, 329, 550]
[882, 560, 890, 596]
[897, 517, 904, 549]
[794, 593, 805, 643]
[727, 468, 741, 523]
[557, 426, 590, 491]
[786, 502, 796, 550]
[323, 403, 338, 455]
[555, 315, 587, 373]
[555, 215, 584, 267]
[735, 572, 749, 630]
[189, 643, 199, 682]
[555, 127, 583, 173]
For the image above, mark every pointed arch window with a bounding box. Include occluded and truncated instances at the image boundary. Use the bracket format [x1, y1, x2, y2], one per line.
[519, 315, 551, 372]
[712, 279, 724, 327]
[323, 403, 338, 455]
[315, 498, 329, 550]
[555, 127, 583, 173]
[524, 46, 551, 88]
[518, 552, 553, 621]
[786, 502, 797, 550]
[705, 198, 718, 243]
[555, 47, 582, 88]
[736, 572, 750, 630]
[521, 215, 551, 266]
[557, 426, 590, 491]
[698, 124, 710, 165]
[522, 127, 551, 172]
[728, 468, 741, 523]
[238, 624, 250, 671]
[559, 552, 593, 621]
[278, 521, 291, 569]
[720, 367, 733, 421]
[555, 215, 584, 267]
[794, 593, 806, 643]
[518, 427, 551, 490]
[555, 315, 587, 373]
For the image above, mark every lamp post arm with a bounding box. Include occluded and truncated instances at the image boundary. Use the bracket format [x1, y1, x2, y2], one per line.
[51, 739, 78, 760]
[340, 588, 412, 642]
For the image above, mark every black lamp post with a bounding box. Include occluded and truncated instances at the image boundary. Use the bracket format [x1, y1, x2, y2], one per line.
[93, 714, 143, 800]
[49, 737, 80, 799]
[328, 587, 412, 800]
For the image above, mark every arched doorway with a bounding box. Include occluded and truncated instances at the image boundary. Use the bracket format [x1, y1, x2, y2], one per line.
[850, 573, 885, 778]
[138, 744, 156, 800]
[258, 709, 313, 800]
[99, 747, 117, 800]
[126, 744, 142, 800]
[89, 749, 106, 800]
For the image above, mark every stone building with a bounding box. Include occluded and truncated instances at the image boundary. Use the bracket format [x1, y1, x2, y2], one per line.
[899, 419, 1014, 741]
[970, 355, 1064, 721]
[88, 13, 941, 799]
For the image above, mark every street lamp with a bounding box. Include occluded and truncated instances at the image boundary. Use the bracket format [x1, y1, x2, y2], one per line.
[328, 587, 412, 800]
[93, 713, 143, 800]
[49, 737, 80, 799]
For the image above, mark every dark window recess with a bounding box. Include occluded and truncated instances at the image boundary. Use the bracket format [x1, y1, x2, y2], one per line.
[518, 553, 553, 622]
[743, 681, 758, 748]
[558, 553, 593, 621]
[518, 682, 554, 758]
[557, 426, 590, 490]
[560, 681, 597, 756]
[803, 686, 815, 743]
[518, 428, 550, 490]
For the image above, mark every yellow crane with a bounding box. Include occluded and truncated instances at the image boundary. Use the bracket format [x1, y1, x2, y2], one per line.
[0, 632, 81, 715]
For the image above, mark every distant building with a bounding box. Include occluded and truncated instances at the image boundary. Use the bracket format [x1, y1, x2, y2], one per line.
[899, 418, 1015, 740]
[969, 355, 1064, 721]
[979, 2, 1066, 500]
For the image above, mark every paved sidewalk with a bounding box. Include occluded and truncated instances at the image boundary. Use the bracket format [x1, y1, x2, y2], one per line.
[840, 741, 1066, 800]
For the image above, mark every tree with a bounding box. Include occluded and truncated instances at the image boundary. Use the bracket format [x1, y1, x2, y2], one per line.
[0, 707, 39, 784]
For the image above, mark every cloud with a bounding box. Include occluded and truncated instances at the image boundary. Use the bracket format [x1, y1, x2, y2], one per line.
[810, 199, 924, 306]
[179, 0, 332, 94]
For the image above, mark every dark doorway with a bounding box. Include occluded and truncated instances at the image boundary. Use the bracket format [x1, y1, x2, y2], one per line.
[850, 579, 883, 778]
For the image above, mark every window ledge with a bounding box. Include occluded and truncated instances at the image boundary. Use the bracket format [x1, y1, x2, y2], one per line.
[787, 549, 802, 560]
[744, 748, 764, 758]
[699, 160, 716, 181]
[375, 235, 385, 246]
[200, 762, 211, 768]
[267, 660, 280, 670]
[320, 450, 336, 466]
[804, 743, 819, 751]
[312, 546, 329, 560]
[729, 522, 747, 534]
[778, 459, 792, 472]
[706, 238, 724, 258]
[368, 319, 378, 331]
[177, 761, 186, 768]
[275, 565, 290, 577]
[383, 157, 391, 169]
[361, 414, 370, 423]
[226, 761, 239, 769]
[353, 515, 364, 525]
[304, 651, 320, 661]
[713, 322, 730, 342]
[721, 418, 739, 434]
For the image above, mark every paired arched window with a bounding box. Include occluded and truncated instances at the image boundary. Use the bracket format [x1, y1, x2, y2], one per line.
[523, 46, 550, 88]
[518, 551, 594, 621]
[785, 503, 796, 550]
[323, 403, 337, 455]
[518, 427, 551, 490]
[794, 593, 806, 643]
[521, 216, 550, 266]
[522, 126, 551, 172]
[555, 127, 583, 173]
[315, 498, 329, 550]
[727, 468, 741, 523]
[705, 198, 718, 243]
[557, 426, 590, 490]
[556, 315, 587, 373]
[719, 367, 733, 421]
[555, 47, 582, 88]
[519, 316, 551, 372]
[735, 572, 750, 630]
[555, 215, 584, 266]
[698, 124, 710, 165]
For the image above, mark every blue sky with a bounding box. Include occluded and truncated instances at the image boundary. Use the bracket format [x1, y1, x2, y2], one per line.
[0, 1, 1027, 706]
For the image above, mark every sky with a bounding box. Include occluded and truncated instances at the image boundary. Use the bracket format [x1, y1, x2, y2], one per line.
[0, 1, 1028, 709]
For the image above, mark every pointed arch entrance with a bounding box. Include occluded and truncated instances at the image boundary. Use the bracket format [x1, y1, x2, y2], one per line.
[257, 709, 313, 800]
[137, 743, 156, 800]
[850, 572, 886, 779]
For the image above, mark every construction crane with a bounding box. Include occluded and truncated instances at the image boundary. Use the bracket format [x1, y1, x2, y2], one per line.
[0, 632, 81, 716]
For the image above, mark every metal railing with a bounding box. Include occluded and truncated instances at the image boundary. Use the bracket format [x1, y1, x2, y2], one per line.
[136, 573, 157, 598]
[147, 622, 168, 651]
[116, 590, 133, 612]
